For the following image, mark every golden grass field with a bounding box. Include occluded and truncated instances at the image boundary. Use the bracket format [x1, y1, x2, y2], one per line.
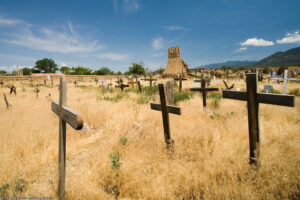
[0, 77, 299, 199]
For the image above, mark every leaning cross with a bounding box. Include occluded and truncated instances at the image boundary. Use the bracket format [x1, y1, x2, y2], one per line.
[223, 80, 234, 90]
[174, 74, 187, 92]
[3, 93, 11, 108]
[222, 73, 295, 167]
[51, 77, 84, 200]
[150, 83, 181, 148]
[8, 86, 16, 95]
[190, 79, 219, 107]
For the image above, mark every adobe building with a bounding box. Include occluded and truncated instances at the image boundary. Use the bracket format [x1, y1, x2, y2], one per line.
[163, 46, 188, 77]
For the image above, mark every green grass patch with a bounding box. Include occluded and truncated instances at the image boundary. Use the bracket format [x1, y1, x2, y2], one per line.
[288, 88, 300, 96]
[174, 91, 194, 105]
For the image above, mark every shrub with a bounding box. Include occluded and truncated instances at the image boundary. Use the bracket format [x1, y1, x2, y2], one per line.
[14, 178, 27, 194]
[0, 184, 9, 198]
[174, 91, 194, 105]
[109, 152, 121, 172]
[120, 135, 127, 146]
[288, 88, 300, 96]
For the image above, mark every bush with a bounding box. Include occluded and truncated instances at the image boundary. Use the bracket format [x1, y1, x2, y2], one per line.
[120, 135, 127, 146]
[288, 88, 300, 96]
[109, 151, 121, 172]
[174, 91, 194, 105]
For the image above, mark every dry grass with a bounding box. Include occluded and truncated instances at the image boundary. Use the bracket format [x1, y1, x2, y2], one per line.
[0, 78, 299, 200]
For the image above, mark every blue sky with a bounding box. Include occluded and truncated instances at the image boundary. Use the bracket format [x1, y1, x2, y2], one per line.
[0, 0, 300, 72]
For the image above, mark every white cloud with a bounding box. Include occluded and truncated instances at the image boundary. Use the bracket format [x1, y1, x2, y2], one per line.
[233, 47, 247, 53]
[96, 53, 128, 61]
[163, 26, 187, 31]
[240, 38, 274, 46]
[123, 0, 140, 14]
[0, 17, 24, 26]
[5, 25, 102, 54]
[152, 37, 163, 50]
[277, 31, 300, 44]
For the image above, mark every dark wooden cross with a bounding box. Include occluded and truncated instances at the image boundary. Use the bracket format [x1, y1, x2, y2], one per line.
[128, 78, 137, 89]
[0, 80, 3, 85]
[223, 80, 234, 90]
[8, 86, 16, 95]
[137, 78, 142, 93]
[222, 73, 295, 167]
[142, 74, 157, 87]
[115, 78, 129, 91]
[174, 74, 187, 92]
[150, 84, 181, 148]
[73, 80, 78, 87]
[190, 79, 219, 107]
[51, 77, 84, 200]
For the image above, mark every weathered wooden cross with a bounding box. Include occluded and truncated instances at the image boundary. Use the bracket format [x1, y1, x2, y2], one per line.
[51, 77, 84, 200]
[150, 83, 181, 148]
[107, 83, 113, 91]
[73, 80, 78, 87]
[223, 80, 234, 90]
[142, 74, 157, 87]
[8, 86, 16, 95]
[190, 79, 219, 107]
[95, 77, 98, 85]
[174, 74, 187, 92]
[128, 78, 137, 89]
[0, 79, 3, 85]
[35, 84, 40, 99]
[44, 79, 47, 86]
[115, 78, 129, 91]
[222, 73, 295, 167]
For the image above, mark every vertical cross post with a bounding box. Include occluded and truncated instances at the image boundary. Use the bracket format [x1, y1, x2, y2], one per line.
[58, 77, 67, 200]
[150, 84, 181, 148]
[201, 79, 207, 107]
[246, 74, 260, 166]
[3, 93, 11, 108]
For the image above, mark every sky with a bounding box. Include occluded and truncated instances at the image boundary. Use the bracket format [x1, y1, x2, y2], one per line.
[0, 0, 300, 72]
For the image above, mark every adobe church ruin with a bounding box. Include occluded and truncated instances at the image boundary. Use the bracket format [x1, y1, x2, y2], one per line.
[163, 46, 188, 76]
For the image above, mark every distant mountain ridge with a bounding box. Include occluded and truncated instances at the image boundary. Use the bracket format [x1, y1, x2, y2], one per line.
[195, 46, 300, 69]
[254, 46, 300, 66]
[197, 60, 256, 69]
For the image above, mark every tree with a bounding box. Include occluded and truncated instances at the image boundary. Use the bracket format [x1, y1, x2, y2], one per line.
[22, 68, 31, 75]
[128, 63, 145, 75]
[154, 66, 165, 74]
[60, 66, 71, 74]
[0, 70, 7, 75]
[34, 58, 58, 73]
[71, 66, 92, 75]
[94, 67, 114, 75]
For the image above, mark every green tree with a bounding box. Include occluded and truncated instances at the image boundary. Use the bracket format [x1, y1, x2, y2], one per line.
[60, 66, 71, 74]
[0, 70, 7, 75]
[22, 68, 31, 75]
[154, 67, 165, 74]
[117, 71, 122, 75]
[71, 66, 92, 75]
[34, 58, 58, 73]
[128, 63, 145, 75]
[94, 67, 114, 75]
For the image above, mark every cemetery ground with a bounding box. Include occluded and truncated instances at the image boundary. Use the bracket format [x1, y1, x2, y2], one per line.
[0, 77, 300, 199]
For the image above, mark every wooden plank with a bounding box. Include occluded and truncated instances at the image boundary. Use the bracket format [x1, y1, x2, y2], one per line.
[222, 90, 247, 101]
[150, 103, 181, 115]
[58, 77, 66, 200]
[257, 93, 294, 107]
[190, 88, 202, 91]
[51, 101, 84, 130]
[205, 88, 219, 91]
[246, 73, 260, 167]
[201, 79, 206, 107]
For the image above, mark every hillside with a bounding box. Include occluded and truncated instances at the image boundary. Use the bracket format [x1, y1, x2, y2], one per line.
[198, 60, 256, 69]
[254, 47, 300, 66]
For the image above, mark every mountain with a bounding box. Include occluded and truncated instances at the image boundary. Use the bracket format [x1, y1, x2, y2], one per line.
[254, 47, 300, 66]
[197, 60, 256, 69]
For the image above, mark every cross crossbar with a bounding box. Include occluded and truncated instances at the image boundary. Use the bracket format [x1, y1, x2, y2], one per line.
[190, 88, 218, 92]
[51, 101, 84, 130]
[150, 103, 181, 115]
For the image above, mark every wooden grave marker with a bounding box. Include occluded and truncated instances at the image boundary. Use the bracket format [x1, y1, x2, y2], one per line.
[107, 83, 113, 91]
[142, 74, 157, 87]
[165, 81, 174, 105]
[174, 74, 187, 92]
[35, 84, 40, 99]
[115, 78, 129, 92]
[150, 83, 181, 148]
[73, 80, 78, 87]
[51, 77, 84, 200]
[128, 78, 137, 89]
[95, 77, 98, 85]
[190, 79, 219, 107]
[137, 77, 142, 93]
[44, 79, 47, 86]
[0, 79, 3, 85]
[222, 73, 295, 167]
[8, 86, 16, 95]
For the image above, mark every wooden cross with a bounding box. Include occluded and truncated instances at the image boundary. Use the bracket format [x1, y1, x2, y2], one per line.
[8, 86, 16, 95]
[174, 74, 187, 92]
[190, 79, 219, 107]
[137, 78, 142, 93]
[115, 78, 129, 91]
[95, 77, 98, 85]
[142, 74, 157, 86]
[51, 77, 84, 200]
[222, 73, 295, 167]
[223, 80, 234, 90]
[107, 83, 113, 91]
[150, 84, 181, 148]
[0, 80, 3, 85]
[128, 78, 137, 89]
[73, 80, 78, 87]
[44, 79, 47, 86]
[3, 93, 11, 108]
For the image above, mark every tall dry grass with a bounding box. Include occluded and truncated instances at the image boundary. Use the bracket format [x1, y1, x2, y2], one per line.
[0, 78, 299, 199]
